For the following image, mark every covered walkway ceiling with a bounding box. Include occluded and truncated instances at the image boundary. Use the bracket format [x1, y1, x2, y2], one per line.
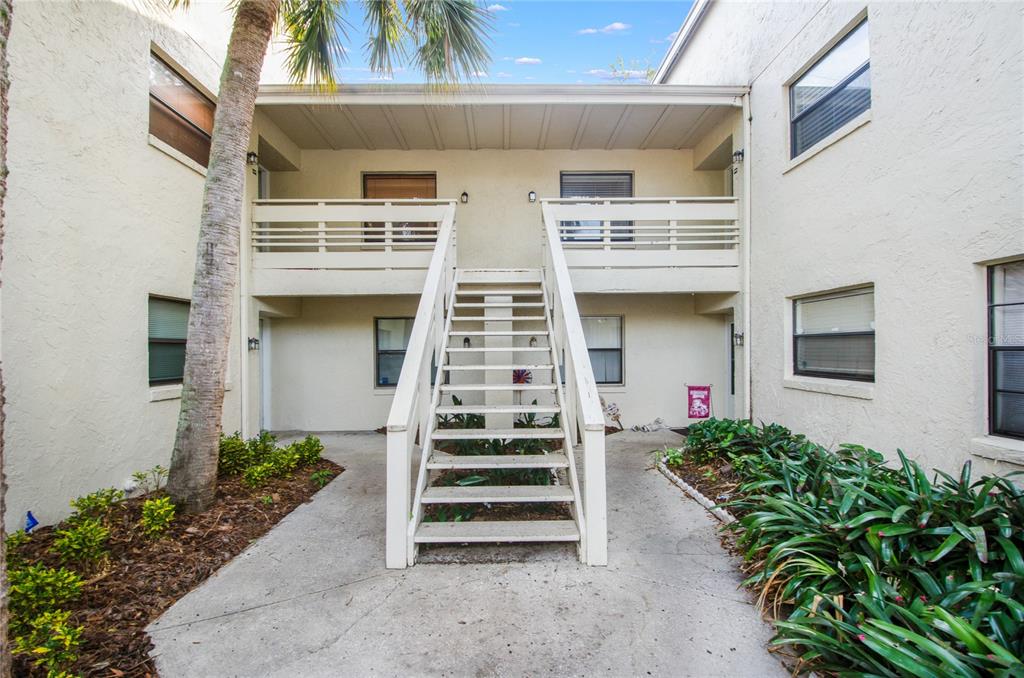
[256, 84, 746, 151]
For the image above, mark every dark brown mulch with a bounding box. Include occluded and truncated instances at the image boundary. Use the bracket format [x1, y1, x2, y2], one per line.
[664, 455, 742, 507]
[10, 459, 343, 678]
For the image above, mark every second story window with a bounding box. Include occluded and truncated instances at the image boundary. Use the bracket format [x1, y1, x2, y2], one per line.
[560, 172, 634, 243]
[989, 261, 1024, 439]
[793, 286, 875, 382]
[149, 52, 215, 167]
[790, 19, 870, 158]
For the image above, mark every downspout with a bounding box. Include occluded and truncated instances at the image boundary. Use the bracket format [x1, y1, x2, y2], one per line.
[238, 149, 254, 437]
[741, 91, 753, 419]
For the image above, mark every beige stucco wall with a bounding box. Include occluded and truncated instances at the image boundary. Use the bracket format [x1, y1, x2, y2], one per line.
[664, 1, 1024, 474]
[264, 293, 733, 431]
[5, 0, 240, 525]
[266, 149, 726, 268]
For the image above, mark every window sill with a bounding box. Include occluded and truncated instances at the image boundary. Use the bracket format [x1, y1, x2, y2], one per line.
[149, 134, 207, 177]
[374, 387, 398, 396]
[597, 385, 626, 393]
[783, 110, 871, 174]
[783, 376, 873, 400]
[149, 381, 232, 402]
[970, 435, 1024, 467]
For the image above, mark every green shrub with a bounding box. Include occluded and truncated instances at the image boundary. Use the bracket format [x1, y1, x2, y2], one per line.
[242, 462, 276, 488]
[52, 518, 109, 567]
[5, 529, 31, 568]
[693, 418, 1024, 676]
[8, 565, 83, 633]
[12, 608, 84, 676]
[310, 469, 335, 488]
[661, 448, 684, 467]
[131, 465, 168, 494]
[139, 496, 176, 538]
[247, 430, 278, 458]
[68, 487, 124, 523]
[292, 435, 324, 466]
[268, 446, 301, 476]
[218, 431, 253, 476]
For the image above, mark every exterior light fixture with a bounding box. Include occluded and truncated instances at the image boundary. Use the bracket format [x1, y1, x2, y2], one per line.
[460, 191, 469, 204]
[463, 337, 471, 348]
[732, 331, 745, 347]
[246, 151, 260, 166]
[732, 149, 745, 164]
[529, 336, 538, 347]
[247, 337, 260, 350]
[528, 191, 537, 203]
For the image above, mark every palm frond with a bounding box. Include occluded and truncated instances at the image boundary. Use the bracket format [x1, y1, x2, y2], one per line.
[403, 0, 491, 82]
[279, 0, 349, 87]
[362, 0, 408, 77]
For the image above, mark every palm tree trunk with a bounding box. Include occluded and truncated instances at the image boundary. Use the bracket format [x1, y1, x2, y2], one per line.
[166, 0, 281, 513]
[0, 0, 11, 672]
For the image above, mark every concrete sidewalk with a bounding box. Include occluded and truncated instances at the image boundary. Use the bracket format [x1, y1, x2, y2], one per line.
[149, 431, 785, 678]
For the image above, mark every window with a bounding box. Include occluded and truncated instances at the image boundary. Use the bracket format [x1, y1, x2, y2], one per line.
[793, 287, 874, 382]
[149, 52, 215, 167]
[376, 318, 413, 387]
[363, 173, 438, 243]
[582, 317, 623, 384]
[559, 172, 633, 242]
[149, 297, 190, 385]
[989, 261, 1024, 439]
[790, 19, 870, 158]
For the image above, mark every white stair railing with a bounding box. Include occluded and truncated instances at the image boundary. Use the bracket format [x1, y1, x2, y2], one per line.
[385, 203, 457, 569]
[540, 203, 608, 566]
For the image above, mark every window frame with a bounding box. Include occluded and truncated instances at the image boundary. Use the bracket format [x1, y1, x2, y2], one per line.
[788, 17, 870, 160]
[374, 317, 413, 388]
[148, 51, 215, 168]
[582, 315, 624, 386]
[988, 261, 1024, 440]
[148, 295, 190, 386]
[792, 287, 875, 383]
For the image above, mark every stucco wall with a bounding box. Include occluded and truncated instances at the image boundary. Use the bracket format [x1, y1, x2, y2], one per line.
[265, 293, 733, 431]
[664, 1, 1024, 473]
[267, 149, 726, 268]
[5, 0, 240, 525]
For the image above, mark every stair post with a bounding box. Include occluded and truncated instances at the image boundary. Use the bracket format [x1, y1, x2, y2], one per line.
[386, 425, 412, 568]
[582, 426, 608, 565]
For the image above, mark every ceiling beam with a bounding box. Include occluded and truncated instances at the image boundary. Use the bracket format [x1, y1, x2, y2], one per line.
[424, 107, 445, 150]
[298, 105, 338, 150]
[677, 106, 714, 149]
[605, 105, 633, 150]
[502, 105, 511, 150]
[570, 105, 592, 151]
[464, 106, 478, 150]
[339, 106, 375, 150]
[639, 105, 672, 150]
[537, 104, 552, 150]
[381, 106, 410, 150]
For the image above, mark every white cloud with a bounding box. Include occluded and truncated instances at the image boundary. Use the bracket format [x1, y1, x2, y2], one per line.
[496, 71, 513, 78]
[585, 68, 648, 81]
[472, 70, 488, 77]
[650, 30, 679, 44]
[487, 3, 508, 10]
[514, 57, 542, 65]
[578, 22, 631, 35]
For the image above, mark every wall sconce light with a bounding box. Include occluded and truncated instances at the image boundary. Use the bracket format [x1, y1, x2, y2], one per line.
[529, 336, 538, 347]
[528, 191, 537, 203]
[248, 337, 260, 351]
[463, 336, 471, 348]
[732, 149, 745, 164]
[732, 331, 745, 347]
[460, 191, 469, 204]
[246, 151, 260, 166]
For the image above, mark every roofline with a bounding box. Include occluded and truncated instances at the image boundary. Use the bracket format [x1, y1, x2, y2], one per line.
[653, 0, 713, 84]
[255, 82, 747, 108]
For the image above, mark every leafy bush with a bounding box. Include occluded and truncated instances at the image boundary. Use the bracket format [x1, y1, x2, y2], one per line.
[292, 435, 324, 466]
[218, 431, 254, 476]
[139, 496, 176, 538]
[131, 465, 168, 494]
[242, 462, 276, 488]
[687, 418, 1024, 675]
[52, 518, 110, 567]
[5, 529, 31, 568]
[268, 446, 301, 476]
[8, 565, 83, 634]
[219, 430, 325, 481]
[12, 608, 84, 676]
[310, 469, 335, 488]
[247, 430, 278, 458]
[68, 487, 124, 523]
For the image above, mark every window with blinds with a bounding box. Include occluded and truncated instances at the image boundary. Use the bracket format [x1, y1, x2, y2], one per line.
[989, 261, 1024, 439]
[149, 53, 215, 167]
[790, 19, 870, 158]
[559, 172, 633, 242]
[363, 173, 437, 243]
[793, 287, 875, 381]
[149, 297, 190, 385]
[375, 318, 414, 387]
[582, 316, 623, 384]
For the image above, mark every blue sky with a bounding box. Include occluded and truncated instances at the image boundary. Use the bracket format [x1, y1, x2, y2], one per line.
[336, 1, 693, 84]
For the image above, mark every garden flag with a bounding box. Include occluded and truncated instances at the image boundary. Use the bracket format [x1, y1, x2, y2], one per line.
[688, 385, 711, 419]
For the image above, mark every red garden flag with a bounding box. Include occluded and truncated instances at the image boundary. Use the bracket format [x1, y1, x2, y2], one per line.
[688, 385, 711, 419]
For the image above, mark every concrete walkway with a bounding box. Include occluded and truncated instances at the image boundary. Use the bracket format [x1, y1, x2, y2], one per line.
[149, 431, 785, 678]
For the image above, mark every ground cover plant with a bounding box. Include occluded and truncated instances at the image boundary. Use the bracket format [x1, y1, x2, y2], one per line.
[6, 433, 339, 677]
[662, 418, 1024, 677]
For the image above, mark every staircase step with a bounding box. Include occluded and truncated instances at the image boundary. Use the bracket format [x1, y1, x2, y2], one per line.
[415, 520, 580, 544]
[427, 452, 569, 469]
[432, 428, 563, 440]
[450, 331, 549, 337]
[450, 315, 547, 322]
[458, 269, 542, 284]
[454, 302, 546, 308]
[456, 288, 543, 296]
[446, 347, 550, 353]
[441, 364, 554, 371]
[439, 383, 555, 391]
[436, 404, 560, 415]
[422, 485, 573, 504]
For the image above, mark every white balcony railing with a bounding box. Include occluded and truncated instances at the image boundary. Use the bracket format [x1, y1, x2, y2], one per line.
[541, 197, 739, 269]
[251, 199, 457, 270]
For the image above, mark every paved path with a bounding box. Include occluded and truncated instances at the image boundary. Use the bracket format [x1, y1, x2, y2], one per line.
[149, 431, 785, 678]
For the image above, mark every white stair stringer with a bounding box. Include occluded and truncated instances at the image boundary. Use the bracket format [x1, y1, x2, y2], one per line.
[406, 269, 586, 562]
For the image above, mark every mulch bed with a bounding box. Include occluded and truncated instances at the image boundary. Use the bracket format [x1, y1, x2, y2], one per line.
[11, 459, 342, 678]
[664, 455, 743, 508]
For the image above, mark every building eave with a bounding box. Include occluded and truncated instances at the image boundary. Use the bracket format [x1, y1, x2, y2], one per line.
[653, 0, 713, 84]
